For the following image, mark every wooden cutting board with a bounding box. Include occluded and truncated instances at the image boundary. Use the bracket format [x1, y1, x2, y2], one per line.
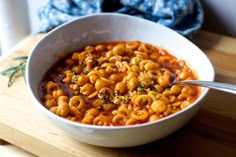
[0, 30, 236, 157]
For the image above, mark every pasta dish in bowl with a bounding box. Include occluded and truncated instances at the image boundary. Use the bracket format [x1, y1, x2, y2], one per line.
[26, 13, 214, 147]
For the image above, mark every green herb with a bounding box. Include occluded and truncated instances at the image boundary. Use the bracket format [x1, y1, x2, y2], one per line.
[149, 83, 158, 92]
[0, 56, 28, 87]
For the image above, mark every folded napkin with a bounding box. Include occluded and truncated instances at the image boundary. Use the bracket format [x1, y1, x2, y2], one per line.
[38, 0, 203, 36]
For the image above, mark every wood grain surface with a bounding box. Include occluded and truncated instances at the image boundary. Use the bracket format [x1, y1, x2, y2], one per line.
[0, 30, 235, 157]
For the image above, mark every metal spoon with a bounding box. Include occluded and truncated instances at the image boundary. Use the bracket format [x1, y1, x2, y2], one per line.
[174, 80, 236, 94]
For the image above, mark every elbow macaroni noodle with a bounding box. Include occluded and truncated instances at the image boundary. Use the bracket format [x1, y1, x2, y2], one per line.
[40, 41, 200, 126]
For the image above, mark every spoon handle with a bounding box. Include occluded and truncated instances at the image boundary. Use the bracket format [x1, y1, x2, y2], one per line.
[181, 80, 236, 94]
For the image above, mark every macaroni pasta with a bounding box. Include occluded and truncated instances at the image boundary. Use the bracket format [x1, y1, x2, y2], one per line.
[40, 41, 199, 126]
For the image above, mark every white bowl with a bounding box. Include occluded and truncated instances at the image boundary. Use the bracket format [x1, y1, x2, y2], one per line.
[26, 13, 214, 147]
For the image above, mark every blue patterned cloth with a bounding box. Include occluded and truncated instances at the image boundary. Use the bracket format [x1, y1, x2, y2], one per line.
[38, 0, 203, 36]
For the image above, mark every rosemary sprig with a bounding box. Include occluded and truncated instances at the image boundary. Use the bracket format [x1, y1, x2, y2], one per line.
[0, 56, 28, 87]
[12, 56, 28, 61]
